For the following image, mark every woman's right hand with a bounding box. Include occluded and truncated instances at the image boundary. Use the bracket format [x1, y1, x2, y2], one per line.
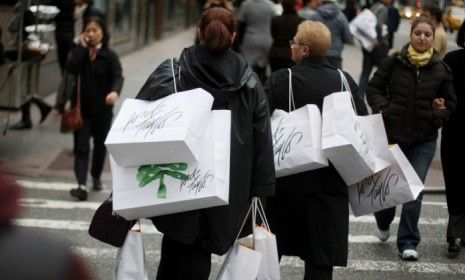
[79, 33, 88, 48]
[432, 98, 445, 110]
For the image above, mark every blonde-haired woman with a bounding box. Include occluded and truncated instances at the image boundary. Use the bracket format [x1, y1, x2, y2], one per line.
[266, 21, 366, 280]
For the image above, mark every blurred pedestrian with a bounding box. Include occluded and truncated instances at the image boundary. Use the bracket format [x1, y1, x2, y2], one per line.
[358, 0, 391, 100]
[387, 2, 400, 49]
[366, 18, 456, 261]
[234, 0, 277, 84]
[441, 22, 465, 259]
[0, 171, 93, 279]
[66, 17, 123, 201]
[299, 0, 320, 19]
[136, 7, 275, 280]
[266, 21, 366, 280]
[344, 0, 358, 21]
[309, 0, 353, 68]
[423, 5, 448, 59]
[8, 0, 52, 130]
[269, 0, 304, 71]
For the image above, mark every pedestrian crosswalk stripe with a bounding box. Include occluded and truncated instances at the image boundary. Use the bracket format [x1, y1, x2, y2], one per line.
[16, 179, 448, 207]
[19, 197, 450, 226]
[13, 218, 446, 244]
[18, 179, 111, 193]
[74, 247, 465, 274]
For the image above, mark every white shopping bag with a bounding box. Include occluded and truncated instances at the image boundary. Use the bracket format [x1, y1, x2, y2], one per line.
[105, 88, 214, 167]
[217, 241, 262, 280]
[218, 198, 280, 280]
[111, 110, 231, 220]
[271, 69, 327, 177]
[254, 206, 280, 280]
[348, 144, 424, 216]
[322, 70, 390, 185]
[349, 9, 378, 51]
[113, 229, 149, 280]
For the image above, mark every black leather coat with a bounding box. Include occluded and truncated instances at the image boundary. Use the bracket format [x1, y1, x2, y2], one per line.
[136, 44, 275, 255]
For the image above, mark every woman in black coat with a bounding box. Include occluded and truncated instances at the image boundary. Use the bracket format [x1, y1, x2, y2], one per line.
[136, 8, 275, 280]
[441, 22, 465, 258]
[366, 18, 456, 261]
[266, 20, 366, 280]
[67, 17, 123, 201]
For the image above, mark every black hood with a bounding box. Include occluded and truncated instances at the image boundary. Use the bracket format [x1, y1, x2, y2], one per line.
[179, 44, 252, 98]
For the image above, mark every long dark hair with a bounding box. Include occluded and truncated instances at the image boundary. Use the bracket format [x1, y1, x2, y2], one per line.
[82, 16, 110, 47]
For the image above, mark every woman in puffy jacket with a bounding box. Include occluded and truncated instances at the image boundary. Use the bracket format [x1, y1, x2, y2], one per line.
[366, 17, 456, 261]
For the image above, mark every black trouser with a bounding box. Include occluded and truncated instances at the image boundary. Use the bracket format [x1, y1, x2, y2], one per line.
[55, 32, 75, 74]
[156, 235, 211, 280]
[73, 114, 112, 186]
[304, 262, 333, 280]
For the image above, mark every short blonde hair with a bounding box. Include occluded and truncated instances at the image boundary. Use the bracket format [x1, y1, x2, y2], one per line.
[294, 20, 331, 56]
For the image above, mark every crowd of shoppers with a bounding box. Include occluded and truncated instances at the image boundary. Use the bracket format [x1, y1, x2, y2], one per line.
[4, 0, 464, 279]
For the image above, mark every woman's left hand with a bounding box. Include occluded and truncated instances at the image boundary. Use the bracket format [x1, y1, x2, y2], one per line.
[105, 91, 119, 105]
[432, 98, 445, 110]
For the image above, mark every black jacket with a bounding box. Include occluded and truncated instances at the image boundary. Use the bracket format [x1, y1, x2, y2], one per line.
[66, 45, 123, 117]
[265, 56, 365, 266]
[137, 44, 275, 255]
[367, 44, 456, 144]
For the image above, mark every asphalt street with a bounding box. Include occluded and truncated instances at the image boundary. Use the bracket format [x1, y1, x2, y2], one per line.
[1, 19, 464, 279]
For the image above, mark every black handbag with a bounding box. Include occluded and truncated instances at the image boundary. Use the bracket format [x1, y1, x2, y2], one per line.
[88, 194, 135, 247]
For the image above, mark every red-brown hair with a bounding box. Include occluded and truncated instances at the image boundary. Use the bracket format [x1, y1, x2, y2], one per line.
[198, 7, 236, 53]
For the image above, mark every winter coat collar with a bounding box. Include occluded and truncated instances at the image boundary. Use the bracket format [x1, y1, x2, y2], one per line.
[396, 43, 440, 69]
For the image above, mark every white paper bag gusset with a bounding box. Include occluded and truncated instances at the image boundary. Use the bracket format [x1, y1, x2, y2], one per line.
[111, 110, 231, 220]
[348, 144, 424, 217]
[105, 88, 214, 167]
[271, 104, 328, 177]
[217, 241, 262, 280]
[254, 226, 281, 280]
[321, 92, 390, 185]
[113, 230, 149, 280]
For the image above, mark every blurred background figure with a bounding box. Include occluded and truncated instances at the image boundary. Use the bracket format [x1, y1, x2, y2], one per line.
[387, 1, 400, 49]
[441, 22, 465, 259]
[269, 0, 304, 71]
[423, 4, 447, 60]
[308, 0, 353, 69]
[0, 171, 93, 279]
[366, 18, 456, 261]
[357, 0, 391, 100]
[299, 0, 320, 19]
[52, 0, 75, 74]
[66, 17, 123, 201]
[234, 0, 277, 84]
[344, 0, 358, 22]
[8, 0, 52, 130]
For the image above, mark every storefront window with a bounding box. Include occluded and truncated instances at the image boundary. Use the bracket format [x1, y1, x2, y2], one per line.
[93, 0, 107, 15]
[114, 0, 133, 36]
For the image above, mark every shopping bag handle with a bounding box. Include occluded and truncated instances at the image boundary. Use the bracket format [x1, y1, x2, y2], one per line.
[288, 68, 296, 112]
[337, 69, 358, 114]
[171, 57, 178, 93]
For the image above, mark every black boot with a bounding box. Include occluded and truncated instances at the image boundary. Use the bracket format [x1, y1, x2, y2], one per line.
[70, 185, 88, 201]
[448, 238, 461, 258]
[32, 97, 52, 123]
[10, 102, 32, 130]
[92, 178, 103, 191]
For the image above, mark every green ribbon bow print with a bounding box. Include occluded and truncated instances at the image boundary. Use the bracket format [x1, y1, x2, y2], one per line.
[137, 163, 189, 199]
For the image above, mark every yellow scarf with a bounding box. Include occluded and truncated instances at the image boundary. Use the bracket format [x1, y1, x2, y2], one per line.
[407, 44, 433, 67]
